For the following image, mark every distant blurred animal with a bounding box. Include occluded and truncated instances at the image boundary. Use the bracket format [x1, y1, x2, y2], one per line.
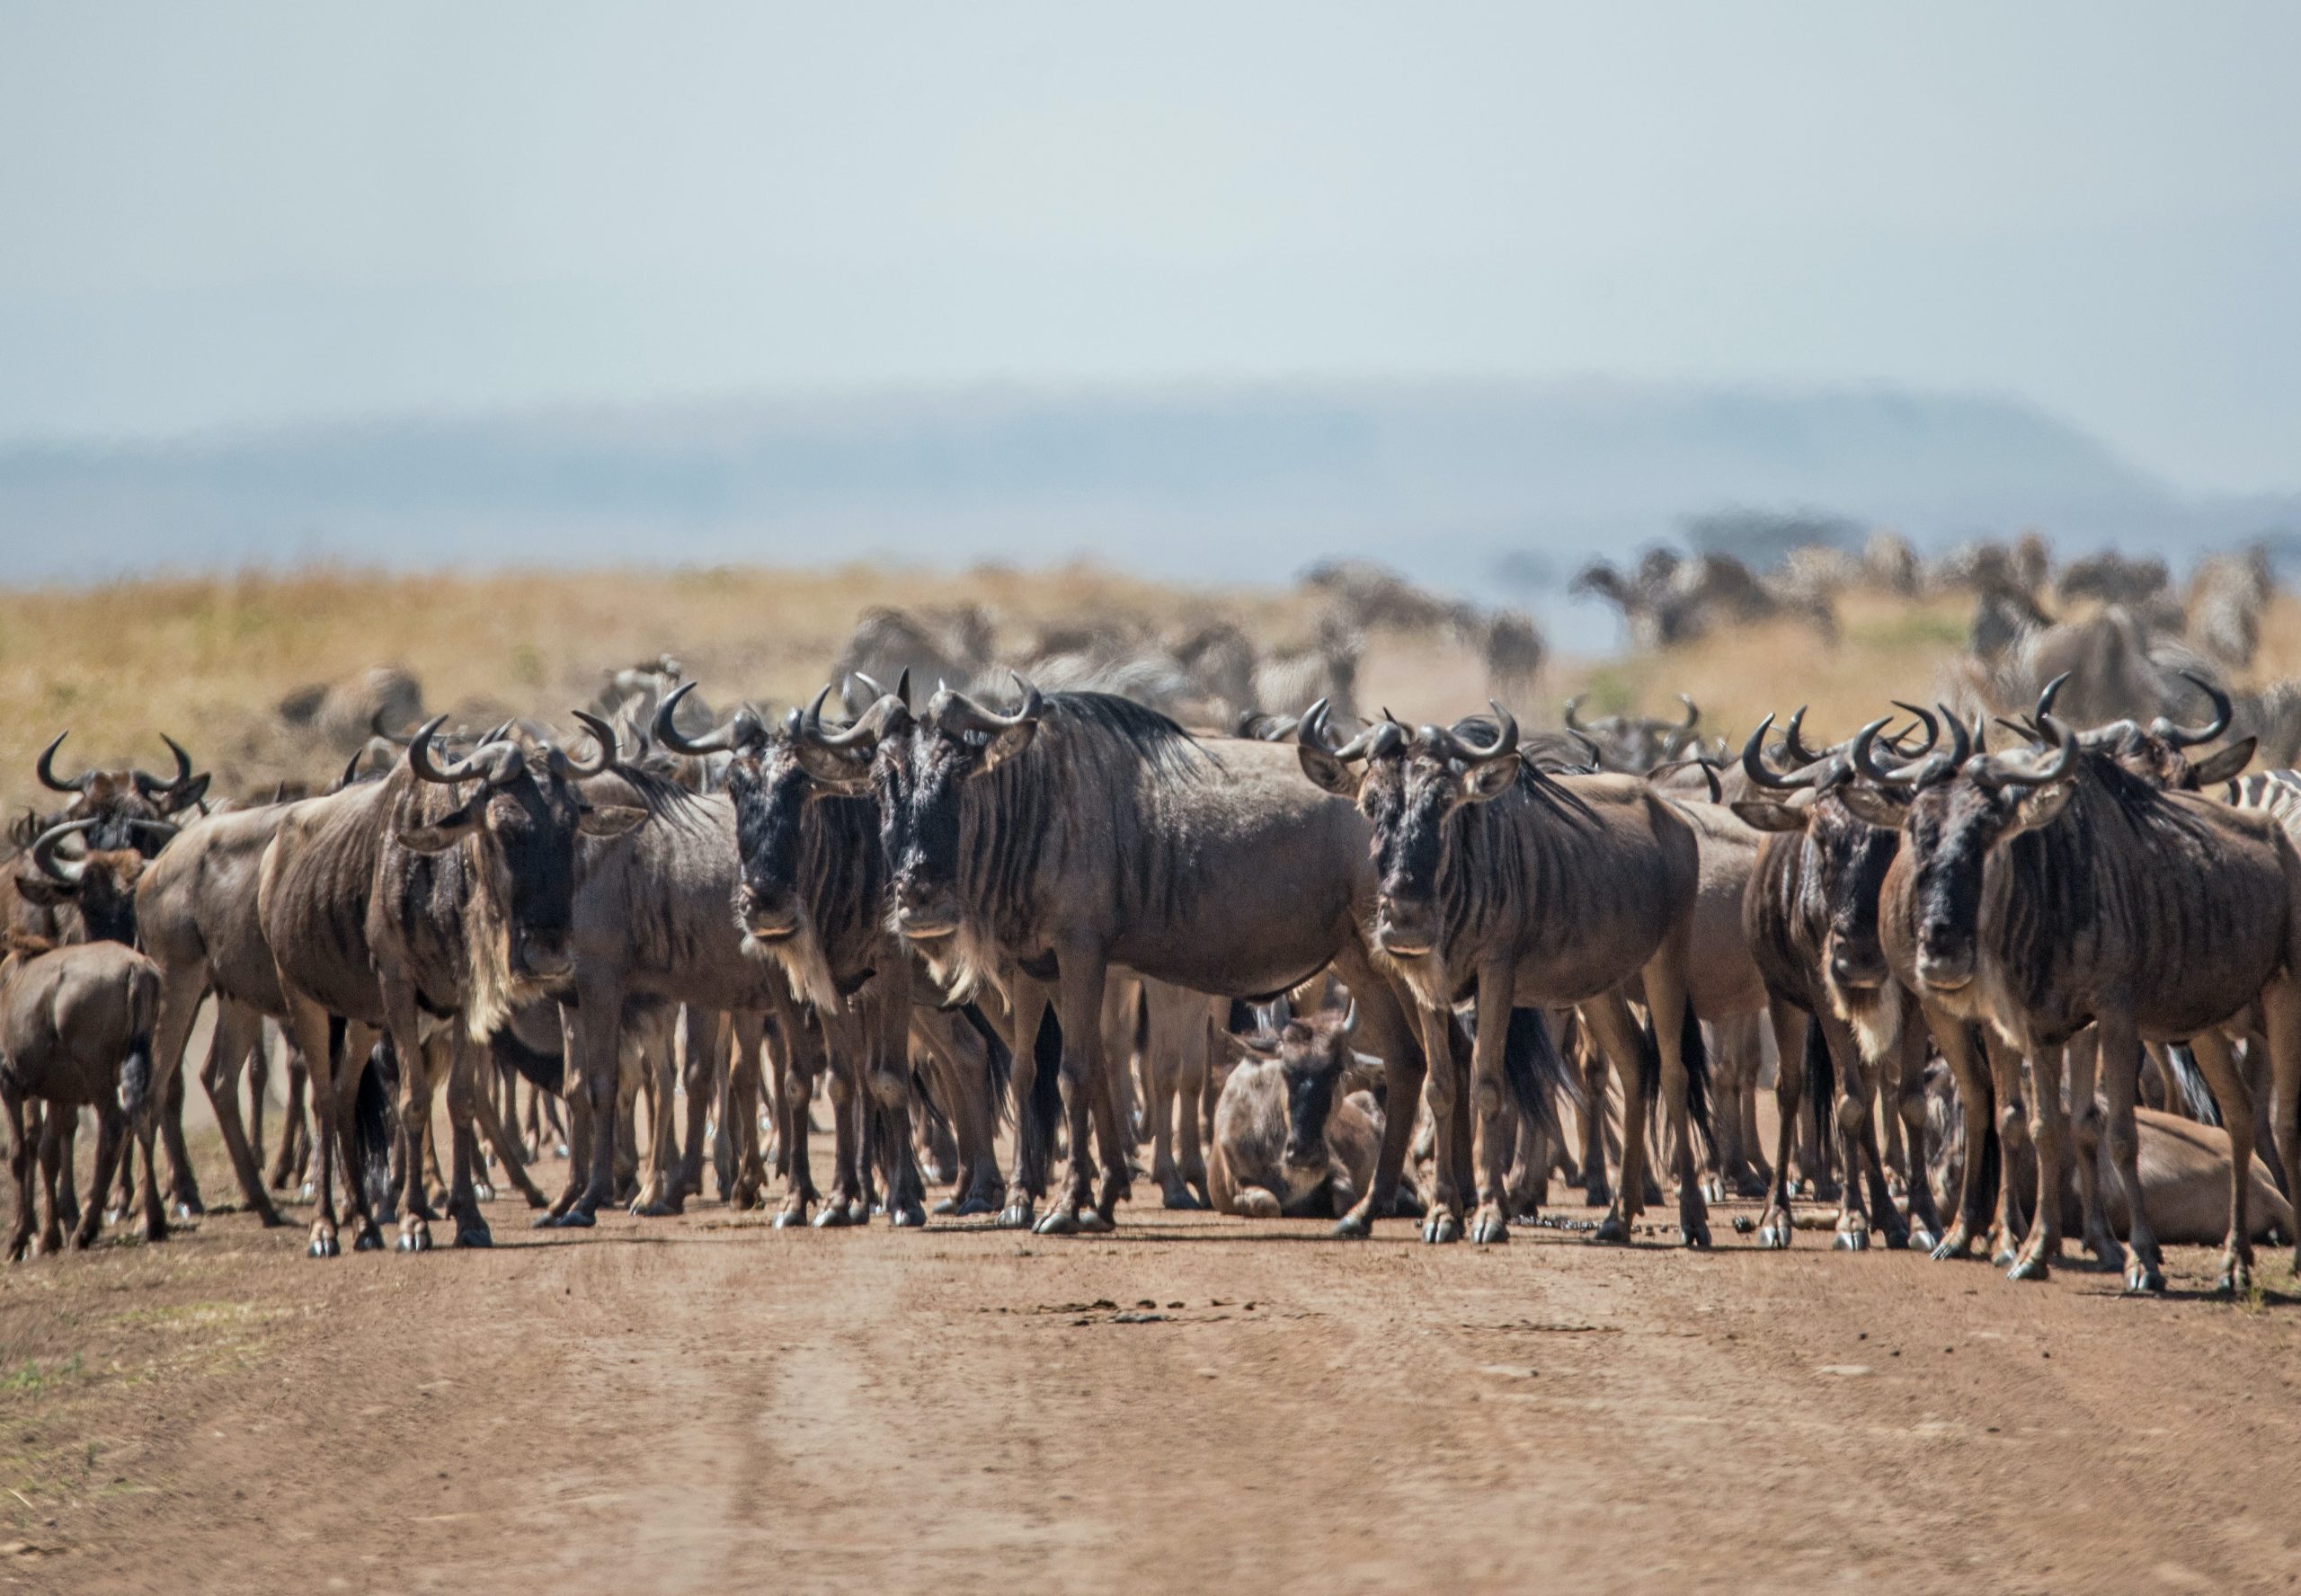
[277, 665, 426, 753]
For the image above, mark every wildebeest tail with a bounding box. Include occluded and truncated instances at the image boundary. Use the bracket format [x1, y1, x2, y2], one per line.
[960, 1002, 1013, 1124]
[1016, 1006, 1064, 1184]
[2163, 1042, 2221, 1127]
[1500, 1006, 1572, 1147]
[351, 1033, 396, 1213]
[1802, 1015, 1834, 1113]
[116, 1033, 155, 1123]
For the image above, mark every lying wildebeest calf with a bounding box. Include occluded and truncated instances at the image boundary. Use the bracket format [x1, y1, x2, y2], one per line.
[2, 933, 162, 1257]
[1926, 1069, 2293, 1245]
[1209, 1005, 1423, 1220]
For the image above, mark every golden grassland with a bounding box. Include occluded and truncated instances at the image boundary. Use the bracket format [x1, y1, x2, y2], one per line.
[5, 563, 2301, 818]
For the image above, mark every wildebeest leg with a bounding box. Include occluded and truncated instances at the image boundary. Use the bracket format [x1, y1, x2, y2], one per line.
[2259, 972, 2301, 1278]
[1821, 1013, 1896, 1252]
[440, 1036, 492, 1247]
[1644, 944, 1710, 1248]
[1467, 960, 1522, 1245]
[279, 994, 370, 1255]
[71, 1107, 127, 1251]
[153, 1052, 202, 1219]
[1579, 1033, 1611, 1208]
[1328, 949, 1428, 1237]
[2095, 1015, 2168, 1294]
[2062, 1025, 2119, 1266]
[664, 1008, 724, 1213]
[774, 1033, 822, 1228]
[270, 1045, 311, 1193]
[200, 1000, 286, 1227]
[1920, 1009, 1993, 1261]
[4, 1094, 31, 1263]
[555, 968, 624, 1228]
[1889, 1010, 1942, 1251]
[1409, 1001, 1466, 1245]
[724, 1011, 769, 1210]
[1756, 997, 1807, 1249]
[2184, 1028, 2256, 1294]
[1577, 993, 1649, 1245]
[1172, 998, 1215, 1210]
[999, 978, 1054, 1229]
[384, 999, 448, 1253]
[34, 1106, 68, 1256]
[2008, 1040, 2071, 1282]
[1035, 947, 1111, 1236]
[1982, 1029, 2030, 1264]
[466, 1058, 546, 1210]
[49, 1111, 79, 1234]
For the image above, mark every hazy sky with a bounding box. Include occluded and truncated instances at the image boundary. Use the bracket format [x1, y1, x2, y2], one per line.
[4, 3, 2296, 491]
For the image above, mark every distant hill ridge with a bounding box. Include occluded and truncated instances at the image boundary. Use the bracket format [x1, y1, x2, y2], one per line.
[4, 382, 2292, 614]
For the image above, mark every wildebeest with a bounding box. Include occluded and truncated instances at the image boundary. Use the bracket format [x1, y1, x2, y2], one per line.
[259, 716, 642, 1255]
[1298, 701, 1710, 1247]
[802, 675, 1438, 1238]
[1, 932, 161, 1257]
[1850, 710, 2301, 1292]
[1208, 1005, 1418, 1220]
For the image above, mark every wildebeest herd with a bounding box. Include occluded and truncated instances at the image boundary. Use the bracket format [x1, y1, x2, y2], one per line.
[5, 654, 2299, 1306]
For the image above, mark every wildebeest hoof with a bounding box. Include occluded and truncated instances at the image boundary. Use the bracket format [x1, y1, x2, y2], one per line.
[1681, 1219, 1711, 1249]
[1470, 1210, 1509, 1246]
[1591, 1215, 1631, 1246]
[2217, 1256, 2252, 1296]
[307, 1228, 340, 1259]
[1701, 1176, 1726, 1203]
[812, 1202, 854, 1228]
[1422, 1211, 1462, 1245]
[1331, 1211, 1372, 1239]
[771, 1206, 808, 1229]
[454, 1224, 493, 1248]
[1832, 1226, 1869, 1253]
[1930, 1227, 1973, 1261]
[953, 1193, 999, 1218]
[351, 1220, 386, 1252]
[2006, 1251, 2050, 1281]
[472, 1179, 496, 1203]
[103, 1205, 128, 1228]
[931, 1196, 959, 1216]
[553, 1142, 570, 1160]
[1079, 1209, 1117, 1234]
[889, 1201, 928, 1228]
[635, 1199, 680, 1219]
[170, 1199, 200, 1221]
[1161, 1186, 1204, 1211]
[299, 1180, 316, 1201]
[1033, 1207, 1081, 1236]
[397, 1219, 431, 1253]
[1906, 1224, 1939, 1255]
[996, 1201, 1035, 1229]
[2124, 1258, 2166, 1295]
[552, 1209, 597, 1229]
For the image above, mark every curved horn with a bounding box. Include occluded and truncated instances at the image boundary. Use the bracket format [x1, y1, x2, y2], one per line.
[1678, 694, 1700, 730]
[35, 732, 90, 794]
[2034, 671, 2071, 724]
[1781, 705, 1825, 767]
[128, 817, 179, 846]
[802, 684, 883, 752]
[1851, 716, 1913, 787]
[1982, 714, 2080, 789]
[937, 673, 1044, 737]
[338, 744, 369, 791]
[131, 733, 197, 800]
[1562, 696, 1589, 732]
[564, 711, 619, 776]
[1888, 701, 1941, 758]
[1941, 703, 1972, 771]
[653, 681, 764, 756]
[1417, 702, 1517, 764]
[1740, 715, 1818, 791]
[29, 818, 94, 885]
[2151, 672, 2232, 749]
[1296, 698, 1399, 764]
[407, 714, 513, 785]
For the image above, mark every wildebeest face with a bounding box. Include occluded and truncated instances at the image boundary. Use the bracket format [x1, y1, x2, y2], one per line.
[1736, 788, 1901, 994]
[730, 742, 813, 944]
[397, 757, 643, 980]
[1894, 776, 2074, 993]
[884, 718, 1033, 943]
[1366, 747, 1519, 958]
[14, 829, 152, 946]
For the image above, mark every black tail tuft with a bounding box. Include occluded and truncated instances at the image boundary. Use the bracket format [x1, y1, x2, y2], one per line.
[961, 1002, 1013, 1125]
[1678, 1003, 1714, 1163]
[1500, 1007, 1573, 1146]
[1016, 1006, 1064, 1194]
[2165, 1042, 2221, 1126]
[116, 1035, 154, 1124]
[351, 1039, 395, 1214]
[1801, 1014, 1835, 1112]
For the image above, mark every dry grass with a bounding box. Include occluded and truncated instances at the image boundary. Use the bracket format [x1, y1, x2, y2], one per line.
[7, 564, 2298, 817]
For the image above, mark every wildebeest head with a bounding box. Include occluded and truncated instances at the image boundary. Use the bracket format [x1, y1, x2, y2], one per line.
[2001, 670, 2253, 793]
[1233, 1002, 1376, 1172]
[1300, 699, 1518, 958]
[880, 674, 1042, 943]
[22, 731, 209, 855]
[13, 816, 173, 944]
[395, 713, 645, 981]
[1562, 693, 1701, 774]
[1729, 706, 1923, 999]
[1836, 707, 2079, 994]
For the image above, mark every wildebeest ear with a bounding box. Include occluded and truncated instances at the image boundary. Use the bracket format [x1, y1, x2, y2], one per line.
[1341, 1051, 1386, 1095]
[395, 793, 489, 855]
[12, 869, 73, 906]
[973, 721, 1038, 776]
[2006, 780, 2076, 838]
[1458, 751, 1522, 804]
[165, 773, 212, 813]
[1728, 797, 1808, 834]
[1230, 1030, 1284, 1062]
[2186, 737, 2255, 786]
[1296, 745, 1363, 799]
[576, 802, 646, 838]
[1834, 786, 1908, 831]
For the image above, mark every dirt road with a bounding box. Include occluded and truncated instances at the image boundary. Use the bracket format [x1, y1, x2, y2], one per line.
[4, 1128, 2299, 1595]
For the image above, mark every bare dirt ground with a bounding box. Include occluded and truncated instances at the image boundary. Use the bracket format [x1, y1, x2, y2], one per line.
[4, 1113, 2299, 1596]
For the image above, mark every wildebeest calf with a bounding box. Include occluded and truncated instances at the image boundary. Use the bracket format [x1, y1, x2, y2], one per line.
[1, 935, 162, 1257]
[1209, 1008, 1421, 1220]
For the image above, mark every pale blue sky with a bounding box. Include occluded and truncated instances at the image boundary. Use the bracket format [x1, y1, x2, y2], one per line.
[3, 2, 2296, 489]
